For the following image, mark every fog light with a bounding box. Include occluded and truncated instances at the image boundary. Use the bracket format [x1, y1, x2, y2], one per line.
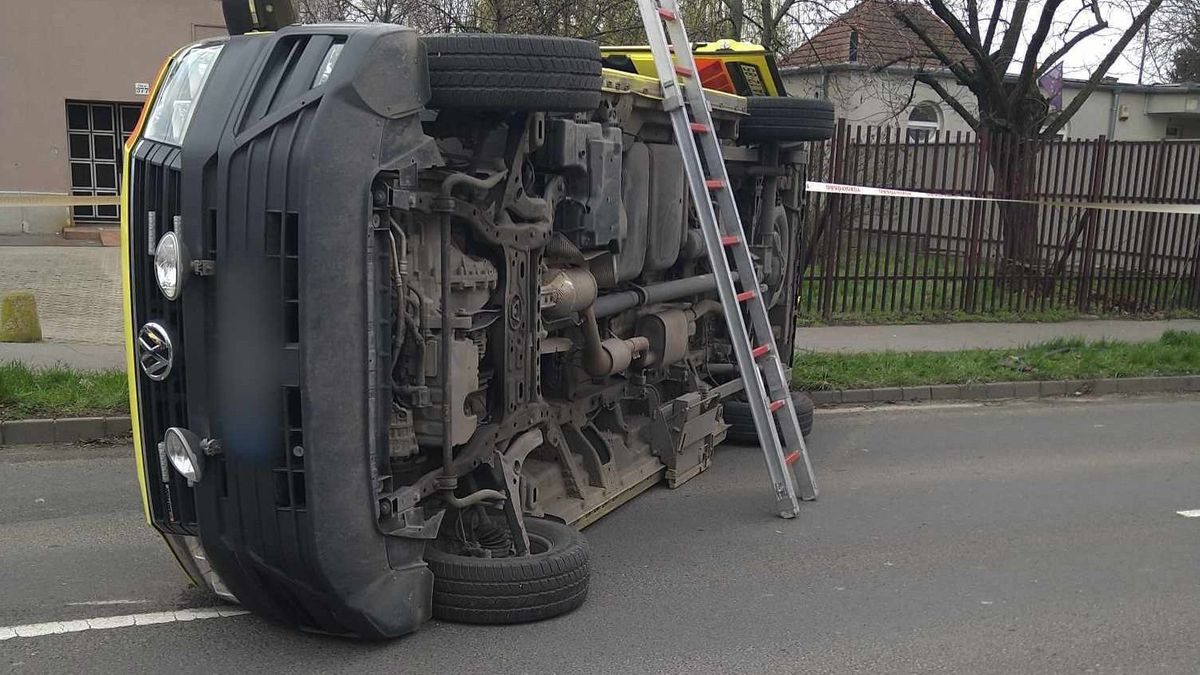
[164, 427, 204, 485]
[154, 231, 188, 301]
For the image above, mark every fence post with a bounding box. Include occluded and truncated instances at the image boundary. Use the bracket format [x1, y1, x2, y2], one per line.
[1076, 135, 1109, 312]
[819, 118, 847, 321]
[963, 128, 990, 313]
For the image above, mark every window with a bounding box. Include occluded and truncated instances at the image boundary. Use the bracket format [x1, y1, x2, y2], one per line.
[66, 101, 142, 222]
[848, 30, 859, 63]
[906, 102, 940, 142]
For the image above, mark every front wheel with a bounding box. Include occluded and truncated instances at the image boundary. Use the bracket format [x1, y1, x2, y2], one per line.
[425, 516, 589, 624]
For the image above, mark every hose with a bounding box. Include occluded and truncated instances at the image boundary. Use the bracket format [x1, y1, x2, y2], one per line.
[435, 170, 508, 474]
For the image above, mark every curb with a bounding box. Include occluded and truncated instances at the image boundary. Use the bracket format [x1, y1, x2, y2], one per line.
[807, 375, 1200, 407]
[3, 374, 1199, 444]
[0, 416, 131, 446]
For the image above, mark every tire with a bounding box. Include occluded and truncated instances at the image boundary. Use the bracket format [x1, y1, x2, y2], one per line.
[425, 517, 589, 624]
[422, 34, 603, 112]
[723, 391, 815, 444]
[739, 97, 835, 143]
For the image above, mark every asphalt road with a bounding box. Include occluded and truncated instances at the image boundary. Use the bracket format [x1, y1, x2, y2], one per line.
[3, 396, 1200, 674]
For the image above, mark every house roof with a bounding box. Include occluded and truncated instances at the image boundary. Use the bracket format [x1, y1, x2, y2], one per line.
[783, 0, 971, 69]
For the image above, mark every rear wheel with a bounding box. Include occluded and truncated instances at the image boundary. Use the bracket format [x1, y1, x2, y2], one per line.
[739, 97, 835, 143]
[425, 516, 589, 624]
[723, 390, 815, 444]
[422, 34, 603, 112]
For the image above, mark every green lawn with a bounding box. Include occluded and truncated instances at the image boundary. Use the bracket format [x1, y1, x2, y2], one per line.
[792, 330, 1200, 391]
[0, 362, 128, 420]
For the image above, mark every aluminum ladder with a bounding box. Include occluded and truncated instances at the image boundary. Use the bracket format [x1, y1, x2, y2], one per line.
[634, 0, 818, 517]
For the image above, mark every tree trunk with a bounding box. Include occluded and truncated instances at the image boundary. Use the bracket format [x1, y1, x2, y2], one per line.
[984, 130, 1043, 288]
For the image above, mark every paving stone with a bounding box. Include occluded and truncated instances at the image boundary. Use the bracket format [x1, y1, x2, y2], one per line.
[1010, 381, 1041, 398]
[900, 386, 931, 401]
[840, 389, 874, 404]
[1117, 377, 1161, 393]
[928, 384, 964, 400]
[1039, 380, 1070, 397]
[105, 416, 133, 436]
[961, 383, 990, 400]
[54, 417, 106, 443]
[809, 391, 842, 406]
[1, 419, 55, 445]
[1148, 376, 1190, 392]
[1062, 379, 1094, 396]
[872, 387, 903, 403]
[982, 382, 1016, 399]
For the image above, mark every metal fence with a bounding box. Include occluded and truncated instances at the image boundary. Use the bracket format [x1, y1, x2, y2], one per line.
[799, 121, 1200, 321]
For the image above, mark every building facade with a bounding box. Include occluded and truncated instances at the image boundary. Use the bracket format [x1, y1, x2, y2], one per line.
[0, 0, 226, 235]
[781, 0, 1200, 143]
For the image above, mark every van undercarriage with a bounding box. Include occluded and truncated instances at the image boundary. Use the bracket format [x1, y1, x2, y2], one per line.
[125, 22, 831, 638]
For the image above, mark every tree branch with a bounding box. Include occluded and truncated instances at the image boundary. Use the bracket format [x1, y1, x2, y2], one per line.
[1036, 22, 1107, 77]
[892, 3, 1003, 100]
[1012, 0, 1067, 103]
[967, 0, 981, 42]
[996, 0, 1031, 64]
[1042, 0, 1165, 137]
[916, 72, 981, 128]
[982, 0, 1004, 52]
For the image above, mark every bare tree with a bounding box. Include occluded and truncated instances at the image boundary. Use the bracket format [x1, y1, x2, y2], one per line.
[890, 0, 1163, 274]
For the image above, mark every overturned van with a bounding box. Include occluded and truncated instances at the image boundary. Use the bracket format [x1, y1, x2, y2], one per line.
[123, 4, 833, 639]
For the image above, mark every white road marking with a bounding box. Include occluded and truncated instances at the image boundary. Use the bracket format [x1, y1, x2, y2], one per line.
[65, 599, 149, 607]
[819, 402, 985, 416]
[0, 607, 248, 641]
[1176, 509, 1200, 518]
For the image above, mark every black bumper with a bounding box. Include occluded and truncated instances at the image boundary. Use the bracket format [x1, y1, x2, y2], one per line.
[131, 24, 441, 638]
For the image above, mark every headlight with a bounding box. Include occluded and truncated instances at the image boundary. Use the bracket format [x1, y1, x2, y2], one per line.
[142, 43, 223, 146]
[154, 231, 188, 300]
[164, 427, 204, 486]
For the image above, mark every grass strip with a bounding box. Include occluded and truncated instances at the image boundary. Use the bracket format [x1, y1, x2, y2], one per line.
[2, 331, 1199, 420]
[0, 362, 128, 420]
[792, 331, 1200, 391]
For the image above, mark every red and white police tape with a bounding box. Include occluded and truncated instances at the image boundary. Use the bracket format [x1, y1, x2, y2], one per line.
[806, 181, 1200, 216]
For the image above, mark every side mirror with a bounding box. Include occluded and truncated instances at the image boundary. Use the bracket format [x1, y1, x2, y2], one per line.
[222, 0, 298, 36]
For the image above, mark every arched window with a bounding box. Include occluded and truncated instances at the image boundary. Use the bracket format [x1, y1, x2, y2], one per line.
[907, 102, 940, 142]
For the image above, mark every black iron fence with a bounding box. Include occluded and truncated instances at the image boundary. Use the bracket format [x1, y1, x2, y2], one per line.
[799, 121, 1200, 321]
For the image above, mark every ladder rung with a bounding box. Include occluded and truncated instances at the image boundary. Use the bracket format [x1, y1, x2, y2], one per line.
[656, 7, 676, 20]
[720, 235, 739, 246]
[751, 344, 770, 359]
[705, 179, 725, 190]
[769, 399, 786, 412]
[674, 64, 693, 77]
[689, 122, 710, 134]
[735, 290, 756, 302]
[785, 451, 801, 465]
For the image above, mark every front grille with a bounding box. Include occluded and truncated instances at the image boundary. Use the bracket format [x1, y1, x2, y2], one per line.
[130, 142, 197, 535]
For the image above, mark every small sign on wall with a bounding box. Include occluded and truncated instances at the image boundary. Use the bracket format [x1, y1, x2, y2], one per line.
[134, 82, 150, 96]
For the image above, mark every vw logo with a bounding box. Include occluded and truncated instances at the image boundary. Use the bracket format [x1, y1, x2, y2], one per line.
[137, 322, 174, 381]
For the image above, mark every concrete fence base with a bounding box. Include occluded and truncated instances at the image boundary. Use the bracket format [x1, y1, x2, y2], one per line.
[808, 375, 1200, 407]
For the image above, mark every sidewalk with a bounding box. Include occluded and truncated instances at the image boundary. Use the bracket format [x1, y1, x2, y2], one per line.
[6, 319, 1200, 372]
[0, 342, 124, 370]
[795, 319, 1200, 353]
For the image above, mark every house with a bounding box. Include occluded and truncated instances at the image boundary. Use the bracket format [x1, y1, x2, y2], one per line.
[0, 0, 226, 237]
[781, 0, 1200, 141]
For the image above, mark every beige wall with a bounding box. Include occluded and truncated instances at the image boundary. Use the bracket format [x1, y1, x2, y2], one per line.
[784, 69, 1200, 141]
[0, 0, 225, 198]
